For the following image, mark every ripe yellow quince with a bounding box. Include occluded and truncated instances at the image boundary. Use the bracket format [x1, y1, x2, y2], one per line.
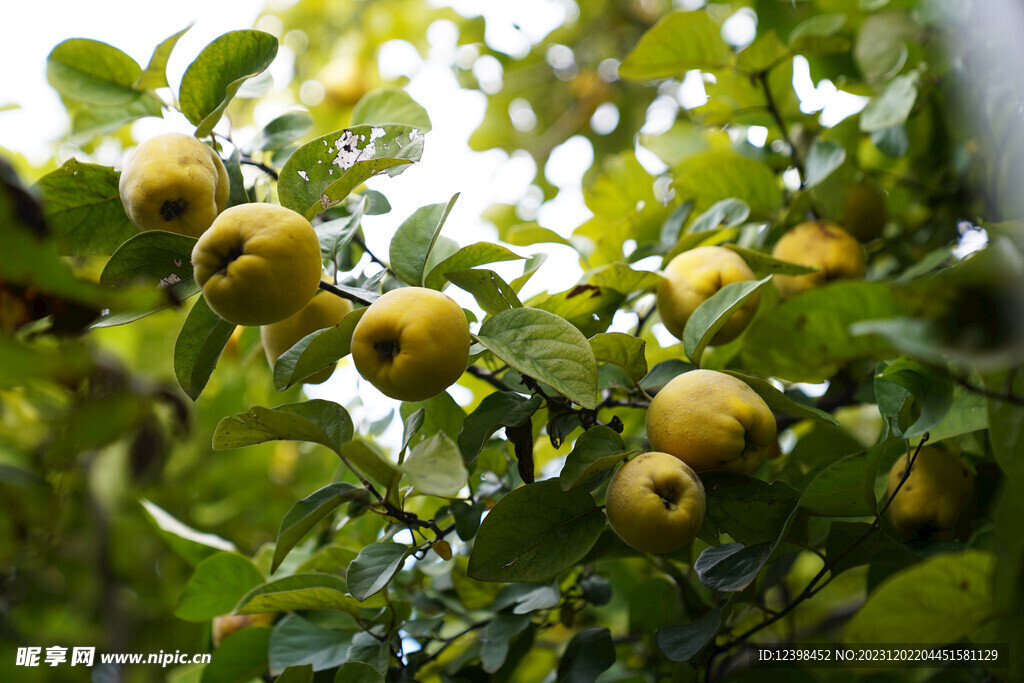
[605, 451, 706, 554]
[886, 447, 975, 541]
[119, 133, 229, 237]
[646, 369, 777, 473]
[657, 246, 760, 344]
[771, 221, 865, 297]
[191, 204, 323, 326]
[320, 54, 370, 106]
[211, 612, 276, 647]
[261, 284, 354, 384]
[351, 287, 470, 402]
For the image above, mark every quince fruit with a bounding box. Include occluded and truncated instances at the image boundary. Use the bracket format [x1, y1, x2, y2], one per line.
[191, 203, 323, 326]
[843, 180, 888, 241]
[605, 451, 706, 554]
[886, 447, 975, 541]
[320, 55, 370, 106]
[261, 283, 353, 384]
[646, 369, 776, 473]
[211, 612, 276, 647]
[657, 246, 759, 344]
[351, 287, 470, 402]
[771, 221, 865, 297]
[119, 133, 228, 237]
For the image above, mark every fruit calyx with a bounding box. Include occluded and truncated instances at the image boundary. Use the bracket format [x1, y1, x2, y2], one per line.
[160, 198, 188, 221]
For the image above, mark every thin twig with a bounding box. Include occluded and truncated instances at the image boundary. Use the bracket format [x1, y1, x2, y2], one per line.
[239, 156, 279, 180]
[948, 370, 1024, 407]
[353, 235, 392, 274]
[466, 365, 515, 392]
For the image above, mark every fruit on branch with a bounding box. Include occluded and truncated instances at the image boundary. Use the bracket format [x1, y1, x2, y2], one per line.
[351, 287, 470, 402]
[656, 246, 760, 344]
[191, 203, 323, 326]
[771, 221, 865, 297]
[119, 133, 229, 237]
[260, 283, 353, 384]
[645, 369, 776, 473]
[604, 451, 706, 554]
[211, 612, 276, 647]
[843, 180, 888, 241]
[886, 447, 976, 541]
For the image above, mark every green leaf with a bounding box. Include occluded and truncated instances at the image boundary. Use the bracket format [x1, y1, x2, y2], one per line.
[316, 205, 365, 269]
[694, 542, 773, 592]
[339, 439, 403, 496]
[589, 333, 648, 385]
[825, 522, 920, 575]
[790, 14, 850, 54]
[737, 30, 790, 72]
[742, 282, 904, 382]
[174, 296, 236, 401]
[683, 276, 771, 366]
[424, 242, 523, 291]
[350, 86, 432, 132]
[674, 151, 782, 216]
[656, 608, 722, 662]
[468, 480, 605, 582]
[401, 391, 466, 442]
[557, 627, 615, 683]
[723, 371, 839, 426]
[268, 615, 351, 673]
[256, 111, 314, 152]
[274, 308, 366, 390]
[347, 632, 389, 674]
[804, 139, 847, 187]
[874, 358, 953, 437]
[272, 483, 363, 573]
[722, 244, 820, 276]
[279, 125, 423, 220]
[201, 627, 270, 683]
[844, 550, 996, 644]
[35, 159, 137, 256]
[585, 263, 663, 295]
[346, 542, 408, 601]
[476, 308, 600, 410]
[389, 196, 459, 286]
[688, 198, 751, 234]
[175, 552, 264, 622]
[99, 229, 198, 298]
[559, 426, 633, 491]
[225, 148, 250, 208]
[799, 453, 874, 517]
[640, 360, 697, 394]
[481, 613, 533, 673]
[860, 71, 919, 133]
[530, 285, 625, 338]
[64, 92, 163, 141]
[212, 399, 354, 455]
[274, 664, 315, 683]
[140, 499, 237, 567]
[234, 574, 378, 616]
[619, 10, 731, 80]
[458, 392, 542, 463]
[136, 25, 192, 90]
[47, 39, 144, 105]
[401, 433, 468, 496]
[700, 473, 800, 546]
[179, 30, 279, 137]
[446, 269, 523, 315]
[504, 224, 573, 248]
[333, 662, 384, 683]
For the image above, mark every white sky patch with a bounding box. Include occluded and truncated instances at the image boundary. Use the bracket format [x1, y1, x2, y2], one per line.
[331, 127, 386, 171]
[297, 170, 309, 181]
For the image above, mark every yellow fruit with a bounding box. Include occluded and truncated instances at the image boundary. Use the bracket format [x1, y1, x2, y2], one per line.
[646, 369, 776, 473]
[119, 133, 229, 237]
[886, 447, 975, 541]
[211, 613, 276, 647]
[260, 286, 353, 384]
[191, 204, 323, 326]
[605, 451, 706, 554]
[843, 181, 888, 241]
[320, 55, 370, 106]
[771, 221, 865, 297]
[351, 287, 470, 402]
[657, 246, 760, 344]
